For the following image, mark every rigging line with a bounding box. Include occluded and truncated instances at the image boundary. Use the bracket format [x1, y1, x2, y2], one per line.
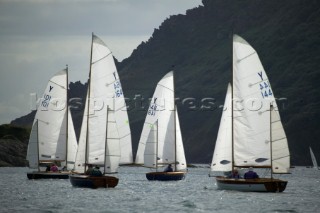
[92, 52, 112, 65]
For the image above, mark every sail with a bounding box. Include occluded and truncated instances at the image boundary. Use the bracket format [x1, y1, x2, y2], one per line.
[144, 121, 158, 168]
[136, 71, 174, 164]
[211, 83, 232, 172]
[74, 91, 89, 173]
[104, 108, 121, 173]
[74, 34, 126, 173]
[27, 120, 39, 169]
[309, 147, 318, 169]
[26, 69, 67, 166]
[270, 105, 290, 173]
[174, 109, 187, 171]
[92, 35, 132, 165]
[137, 71, 186, 171]
[66, 108, 78, 170]
[233, 35, 290, 169]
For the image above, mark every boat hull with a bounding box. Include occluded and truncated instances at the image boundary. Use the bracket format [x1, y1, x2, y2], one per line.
[27, 171, 70, 179]
[215, 176, 287, 192]
[69, 174, 119, 189]
[146, 172, 186, 181]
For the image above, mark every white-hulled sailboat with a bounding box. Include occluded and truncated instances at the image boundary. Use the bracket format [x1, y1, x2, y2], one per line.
[70, 33, 131, 188]
[135, 71, 187, 181]
[27, 67, 78, 179]
[211, 35, 290, 192]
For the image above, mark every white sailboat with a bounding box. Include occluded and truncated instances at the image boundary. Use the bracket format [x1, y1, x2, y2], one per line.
[309, 147, 319, 169]
[135, 71, 187, 181]
[212, 35, 290, 192]
[70, 33, 131, 188]
[27, 67, 78, 179]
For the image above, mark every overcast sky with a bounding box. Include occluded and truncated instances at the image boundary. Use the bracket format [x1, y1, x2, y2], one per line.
[0, 0, 202, 124]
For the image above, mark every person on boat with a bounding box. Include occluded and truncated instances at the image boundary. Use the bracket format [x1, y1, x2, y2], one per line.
[91, 166, 103, 177]
[244, 167, 259, 179]
[61, 166, 67, 171]
[164, 164, 173, 172]
[50, 164, 59, 172]
[231, 169, 240, 179]
[85, 164, 94, 175]
[45, 165, 51, 172]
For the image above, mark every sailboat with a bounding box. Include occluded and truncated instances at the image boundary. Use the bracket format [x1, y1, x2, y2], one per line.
[27, 67, 78, 179]
[309, 147, 319, 169]
[211, 35, 290, 192]
[135, 71, 187, 181]
[70, 33, 131, 188]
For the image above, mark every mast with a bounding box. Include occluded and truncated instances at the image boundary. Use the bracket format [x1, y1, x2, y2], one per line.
[231, 32, 235, 174]
[104, 106, 109, 175]
[84, 33, 94, 173]
[36, 120, 40, 172]
[270, 104, 273, 179]
[173, 70, 177, 172]
[65, 65, 69, 168]
[156, 119, 158, 172]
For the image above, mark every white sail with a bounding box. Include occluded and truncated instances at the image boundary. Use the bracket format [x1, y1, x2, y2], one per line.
[27, 120, 39, 169]
[144, 121, 158, 168]
[105, 108, 121, 173]
[211, 83, 232, 172]
[74, 91, 89, 173]
[233, 35, 290, 171]
[74, 34, 126, 173]
[174, 109, 187, 171]
[136, 71, 174, 164]
[270, 105, 290, 173]
[27, 69, 67, 167]
[66, 108, 78, 170]
[138, 71, 186, 171]
[309, 147, 318, 169]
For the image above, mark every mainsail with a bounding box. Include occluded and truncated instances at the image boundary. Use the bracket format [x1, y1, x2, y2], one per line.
[74, 34, 130, 173]
[27, 69, 69, 168]
[136, 71, 186, 171]
[232, 35, 290, 172]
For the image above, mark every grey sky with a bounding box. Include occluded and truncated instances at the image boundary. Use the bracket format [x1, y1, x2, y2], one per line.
[0, 0, 202, 124]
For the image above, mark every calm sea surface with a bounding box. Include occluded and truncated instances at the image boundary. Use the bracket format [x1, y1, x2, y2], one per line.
[0, 166, 319, 213]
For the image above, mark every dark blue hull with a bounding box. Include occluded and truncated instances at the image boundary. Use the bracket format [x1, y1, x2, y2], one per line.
[27, 172, 69, 179]
[146, 172, 186, 181]
[69, 174, 119, 189]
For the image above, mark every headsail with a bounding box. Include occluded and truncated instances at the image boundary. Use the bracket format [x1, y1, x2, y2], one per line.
[211, 83, 232, 172]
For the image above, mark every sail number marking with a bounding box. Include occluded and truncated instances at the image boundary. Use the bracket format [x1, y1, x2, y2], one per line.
[148, 98, 157, 116]
[258, 71, 273, 98]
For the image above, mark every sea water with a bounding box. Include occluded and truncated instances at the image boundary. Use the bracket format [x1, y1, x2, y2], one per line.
[0, 166, 319, 213]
